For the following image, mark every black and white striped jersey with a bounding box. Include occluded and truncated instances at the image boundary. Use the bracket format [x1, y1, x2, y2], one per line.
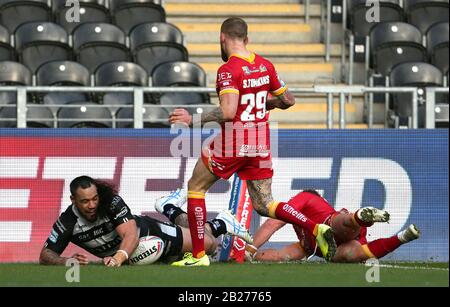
[44, 195, 135, 258]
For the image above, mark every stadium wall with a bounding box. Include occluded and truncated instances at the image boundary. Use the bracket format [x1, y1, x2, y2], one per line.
[0, 129, 448, 262]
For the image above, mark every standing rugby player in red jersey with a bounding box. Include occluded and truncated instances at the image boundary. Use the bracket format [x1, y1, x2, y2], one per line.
[169, 18, 336, 266]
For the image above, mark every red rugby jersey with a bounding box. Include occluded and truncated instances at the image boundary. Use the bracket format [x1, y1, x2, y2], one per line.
[213, 53, 287, 157]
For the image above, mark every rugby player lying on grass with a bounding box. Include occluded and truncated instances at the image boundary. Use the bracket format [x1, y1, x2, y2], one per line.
[245, 190, 420, 263]
[39, 176, 252, 266]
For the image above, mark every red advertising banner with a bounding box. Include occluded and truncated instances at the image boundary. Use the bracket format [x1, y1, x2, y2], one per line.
[0, 135, 176, 262]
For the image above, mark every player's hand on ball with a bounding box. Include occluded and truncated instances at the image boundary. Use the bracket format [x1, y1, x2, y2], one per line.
[71, 253, 89, 265]
[169, 108, 192, 126]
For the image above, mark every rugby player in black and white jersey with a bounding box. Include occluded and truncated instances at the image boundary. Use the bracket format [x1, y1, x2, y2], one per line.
[39, 176, 252, 266]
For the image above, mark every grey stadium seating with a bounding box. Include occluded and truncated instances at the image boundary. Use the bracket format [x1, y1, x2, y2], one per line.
[370, 22, 427, 76]
[36, 60, 91, 109]
[0, 0, 51, 33]
[151, 61, 210, 115]
[0, 61, 32, 108]
[73, 22, 130, 73]
[95, 61, 149, 112]
[426, 22, 449, 74]
[406, 0, 449, 34]
[53, 0, 110, 34]
[15, 22, 72, 73]
[110, 0, 166, 34]
[130, 22, 188, 75]
[57, 101, 112, 128]
[0, 103, 54, 128]
[389, 62, 444, 128]
[0, 24, 14, 61]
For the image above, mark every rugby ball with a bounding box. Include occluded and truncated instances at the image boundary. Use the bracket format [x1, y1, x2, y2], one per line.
[129, 236, 164, 265]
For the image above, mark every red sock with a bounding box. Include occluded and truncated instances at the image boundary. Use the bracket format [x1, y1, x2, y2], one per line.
[366, 236, 402, 258]
[353, 209, 374, 227]
[273, 201, 319, 236]
[187, 191, 206, 258]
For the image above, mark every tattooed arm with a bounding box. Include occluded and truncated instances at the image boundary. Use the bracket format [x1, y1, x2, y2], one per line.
[266, 90, 296, 111]
[39, 247, 89, 265]
[169, 93, 239, 126]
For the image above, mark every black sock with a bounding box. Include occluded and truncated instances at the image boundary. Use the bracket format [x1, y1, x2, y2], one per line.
[207, 219, 227, 238]
[162, 204, 185, 224]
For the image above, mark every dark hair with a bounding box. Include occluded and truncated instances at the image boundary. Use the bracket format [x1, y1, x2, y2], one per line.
[70, 175, 118, 218]
[221, 17, 248, 40]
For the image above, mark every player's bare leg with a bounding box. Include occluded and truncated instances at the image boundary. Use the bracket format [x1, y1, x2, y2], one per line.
[332, 224, 420, 262]
[246, 178, 336, 261]
[180, 226, 218, 255]
[254, 242, 307, 262]
[332, 240, 368, 262]
[331, 207, 390, 243]
[331, 212, 363, 243]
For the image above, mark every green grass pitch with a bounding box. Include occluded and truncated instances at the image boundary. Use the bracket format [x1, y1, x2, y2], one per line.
[0, 262, 448, 287]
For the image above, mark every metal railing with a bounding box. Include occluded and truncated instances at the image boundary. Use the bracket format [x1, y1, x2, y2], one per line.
[1, 85, 448, 129]
[320, 0, 333, 62]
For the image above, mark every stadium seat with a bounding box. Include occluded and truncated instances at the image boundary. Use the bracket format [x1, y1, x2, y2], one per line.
[151, 61, 209, 105]
[130, 22, 188, 75]
[15, 22, 72, 73]
[110, 0, 166, 34]
[53, 0, 110, 34]
[95, 61, 149, 112]
[0, 103, 54, 128]
[116, 105, 170, 128]
[0, 0, 52, 33]
[0, 61, 32, 85]
[370, 22, 427, 76]
[57, 101, 112, 128]
[36, 60, 91, 108]
[94, 61, 148, 86]
[390, 62, 444, 127]
[406, 0, 449, 34]
[347, 0, 405, 37]
[426, 22, 449, 74]
[152, 61, 206, 87]
[0, 24, 14, 61]
[73, 22, 131, 73]
[37, 61, 91, 86]
[0, 61, 32, 106]
[159, 92, 211, 119]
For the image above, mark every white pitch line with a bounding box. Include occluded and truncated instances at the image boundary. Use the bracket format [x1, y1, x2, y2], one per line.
[365, 264, 449, 272]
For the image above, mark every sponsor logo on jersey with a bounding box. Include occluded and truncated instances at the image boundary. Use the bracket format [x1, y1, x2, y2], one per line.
[49, 229, 59, 243]
[259, 64, 267, 72]
[114, 207, 128, 219]
[242, 66, 260, 75]
[218, 72, 232, 81]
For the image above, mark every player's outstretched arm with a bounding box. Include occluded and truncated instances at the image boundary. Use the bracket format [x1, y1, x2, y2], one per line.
[169, 93, 239, 126]
[266, 90, 295, 110]
[39, 247, 89, 265]
[255, 243, 307, 262]
[104, 220, 139, 267]
[254, 218, 287, 248]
